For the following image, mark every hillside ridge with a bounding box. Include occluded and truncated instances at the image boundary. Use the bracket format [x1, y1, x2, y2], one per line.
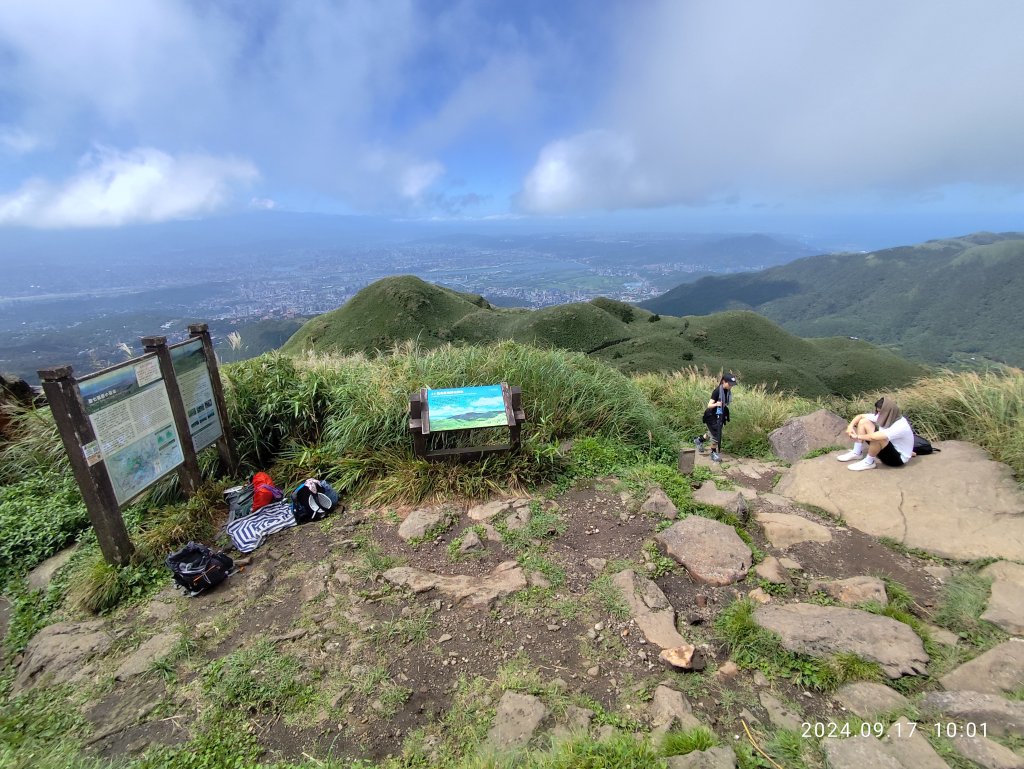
[281, 275, 924, 398]
[641, 231, 1024, 367]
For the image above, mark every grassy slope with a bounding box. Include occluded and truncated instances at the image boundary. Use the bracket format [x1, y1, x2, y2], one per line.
[281, 276, 924, 397]
[641, 232, 1024, 367]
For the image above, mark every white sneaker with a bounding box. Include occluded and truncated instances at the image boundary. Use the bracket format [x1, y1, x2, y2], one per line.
[848, 457, 877, 471]
[836, 450, 863, 462]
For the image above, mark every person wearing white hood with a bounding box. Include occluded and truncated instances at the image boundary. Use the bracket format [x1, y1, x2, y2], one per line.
[837, 396, 915, 471]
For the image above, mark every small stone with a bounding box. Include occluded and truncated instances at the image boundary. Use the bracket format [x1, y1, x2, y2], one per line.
[748, 587, 772, 604]
[754, 557, 791, 585]
[438, 634, 453, 643]
[778, 557, 802, 571]
[659, 644, 707, 672]
[717, 660, 739, 679]
[586, 665, 600, 678]
[547, 624, 560, 632]
[594, 622, 605, 631]
[585, 558, 607, 574]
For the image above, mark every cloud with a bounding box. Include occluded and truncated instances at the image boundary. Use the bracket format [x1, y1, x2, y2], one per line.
[519, 0, 1024, 214]
[0, 0, 578, 218]
[0, 147, 257, 227]
[0, 128, 43, 155]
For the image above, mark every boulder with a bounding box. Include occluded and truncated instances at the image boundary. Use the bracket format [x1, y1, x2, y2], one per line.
[13, 620, 113, 693]
[951, 734, 1024, 769]
[822, 736, 904, 769]
[758, 692, 802, 731]
[383, 560, 526, 608]
[754, 557, 790, 585]
[754, 512, 832, 549]
[610, 570, 686, 649]
[659, 644, 706, 672]
[808, 576, 888, 607]
[769, 409, 849, 462]
[882, 718, 949, 769]
[468, 499, 518, 522]
[834, 682, 909, 719]
[981, 561, 1024, 635]
[649, 685, 701, 731]
[551, 705, 594, 741]
[666, 747, 737, 769]
[940, 640, 1024, 696]
[692, 485, 743, 513]
[114, 633, 178, 681]
[486, 691, 548, 749]
[397, 508, 443, 542]
[775, 442, 1024, 561]
[753, 603, 929, 678]
[641, 487, 678, 519]
[920, 690, 1024, 737]
[459, 530, 483, 553]
[655, 516, 752, 586]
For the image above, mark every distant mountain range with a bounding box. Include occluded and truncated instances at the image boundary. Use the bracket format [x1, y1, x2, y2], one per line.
[641, 232, 1024, 368]
[281, 276, 924, 397]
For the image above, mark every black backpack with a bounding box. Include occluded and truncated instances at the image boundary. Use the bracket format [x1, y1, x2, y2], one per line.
[913, 434, 939, 455]
[166, 541, 234, 596]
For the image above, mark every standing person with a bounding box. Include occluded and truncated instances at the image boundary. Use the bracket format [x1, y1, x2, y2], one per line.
[837, 396, 915, 471]
[695, 372, 737, 462]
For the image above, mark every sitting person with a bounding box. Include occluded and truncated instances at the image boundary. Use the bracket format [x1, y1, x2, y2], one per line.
[837, 396, 915, 471]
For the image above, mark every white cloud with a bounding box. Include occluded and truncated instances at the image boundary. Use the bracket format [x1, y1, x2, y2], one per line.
[249, 197, 277, 211]
[0, 128, 43, 155]
[0, 147, 257, 227]
[519, 0, 1024, 214]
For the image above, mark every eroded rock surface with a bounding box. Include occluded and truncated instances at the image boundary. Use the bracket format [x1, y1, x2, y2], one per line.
[940, 640, 1024, 696]
[808, 576, 888, 607]
[13, 620, 113, 693]
[921, 690, 1024, 737]
[611, 569, 686, 649]
[754, 511, 832, 549]
[383, 560, 526, 607]
[981, 561, 1024, 635]
[775, 442, 1024, 561]
[655, 516, 752, 586]
[486, 690, 548, 749]
[753, 603, 929, 678]
[397, 508, 443, 542]
[769, 409, 848, 462]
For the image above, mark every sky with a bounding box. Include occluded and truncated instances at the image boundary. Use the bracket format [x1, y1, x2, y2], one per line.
[1, 0, 1023, 243]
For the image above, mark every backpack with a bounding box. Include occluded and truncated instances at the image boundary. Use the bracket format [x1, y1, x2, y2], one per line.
[252, 471, 284, 511]
[166, 541, 234, 596]
[913, 434, 939, 455]
[291, 479, 339, 524]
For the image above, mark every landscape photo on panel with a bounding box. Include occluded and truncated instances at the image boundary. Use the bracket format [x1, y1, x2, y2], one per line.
[425, 384, 509, 432]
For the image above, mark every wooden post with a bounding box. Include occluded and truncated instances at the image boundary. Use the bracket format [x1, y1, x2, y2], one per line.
[142, 336, 202, 495]
[38, 366, 136, 566]
[188, 323, 238, 475]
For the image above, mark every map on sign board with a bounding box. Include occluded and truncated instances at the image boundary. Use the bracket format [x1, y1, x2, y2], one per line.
[425, 385, 509, 432]
[79, 356, 183, 504]
[171, 339, 222, 452]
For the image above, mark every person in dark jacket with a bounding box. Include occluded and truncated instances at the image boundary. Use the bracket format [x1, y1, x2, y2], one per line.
[695, 372, 737, 462]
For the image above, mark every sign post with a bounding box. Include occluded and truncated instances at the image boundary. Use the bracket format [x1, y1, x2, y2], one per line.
[188, 323, 238, 475]
[38, 366, 136, 566]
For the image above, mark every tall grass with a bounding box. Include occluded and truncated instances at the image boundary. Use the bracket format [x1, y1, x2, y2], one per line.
[887, 369, 1024, 476]
[634, 369, 820, 457]
[225, 342, 680, 504]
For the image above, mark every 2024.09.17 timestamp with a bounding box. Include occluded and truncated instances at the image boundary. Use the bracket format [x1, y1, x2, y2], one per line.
[802, 721, 988, 739]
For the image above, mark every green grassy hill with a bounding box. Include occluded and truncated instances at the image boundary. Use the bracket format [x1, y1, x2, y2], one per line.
[641, 232, 1024, 367]
[281, 275, 924, 397]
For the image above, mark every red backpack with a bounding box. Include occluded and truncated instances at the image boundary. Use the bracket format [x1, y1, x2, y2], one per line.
[251, 471, 283, 511]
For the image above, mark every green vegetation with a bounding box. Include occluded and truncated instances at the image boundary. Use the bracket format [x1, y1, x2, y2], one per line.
[202, 639, 312, 715]
[281, 275, 925, 397]
[660, 725, 719, 756]
[642, 231, 1024, 368]
[715, 598, 884, 691]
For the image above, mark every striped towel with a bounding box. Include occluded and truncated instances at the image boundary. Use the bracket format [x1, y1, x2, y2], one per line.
[226, 501, 296, 553]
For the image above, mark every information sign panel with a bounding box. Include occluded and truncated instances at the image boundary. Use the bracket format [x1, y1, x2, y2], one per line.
[79, 356, 184, 504]
[170, 339, 223, 452]
[425, 385, 510, 432]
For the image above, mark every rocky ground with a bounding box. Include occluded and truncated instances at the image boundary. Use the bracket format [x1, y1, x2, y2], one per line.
[7, 411, 1024, 769]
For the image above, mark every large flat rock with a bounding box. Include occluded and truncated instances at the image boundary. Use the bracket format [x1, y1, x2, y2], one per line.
[981, 561, 1024, 636]
[774, 442, 1024, 561]
[655, 515, 752, 586]
[754, 512, 832, 549]
[940, 640, 1024, 696]
[921, 690, 1024, 738]
[13, 620, 113, 693]
[753, 603, 929, 678]
[486, 691, 548, 749]
[822, 736, 904, 769]
[834, 682, 909, 719]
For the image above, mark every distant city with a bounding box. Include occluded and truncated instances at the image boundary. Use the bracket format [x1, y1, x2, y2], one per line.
[0, 223, 821, 383]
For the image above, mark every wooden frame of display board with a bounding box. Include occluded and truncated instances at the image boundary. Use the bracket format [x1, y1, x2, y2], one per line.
[408, 382, 526, 461]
